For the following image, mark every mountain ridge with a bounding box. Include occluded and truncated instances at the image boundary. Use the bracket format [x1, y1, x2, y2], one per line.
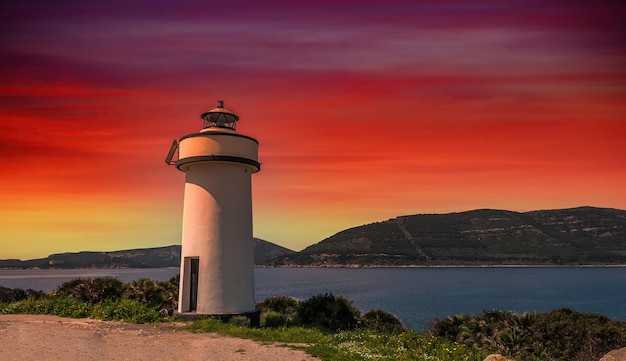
[267, 206, 626, 266]
[1, 239, 295, 269]
[4, 206, 625, 268]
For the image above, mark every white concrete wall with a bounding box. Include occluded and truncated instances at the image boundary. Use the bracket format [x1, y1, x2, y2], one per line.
[178, 162, 255, 314]
[177, 132, 258, 315]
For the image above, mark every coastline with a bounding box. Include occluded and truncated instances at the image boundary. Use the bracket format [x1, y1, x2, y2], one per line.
[3, 263, 625, 271]
[3, 266, 625, 327]
[256, 263, 626, 268]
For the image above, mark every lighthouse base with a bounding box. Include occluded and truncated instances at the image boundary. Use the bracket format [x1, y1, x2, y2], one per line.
[175, 310, 260, 327]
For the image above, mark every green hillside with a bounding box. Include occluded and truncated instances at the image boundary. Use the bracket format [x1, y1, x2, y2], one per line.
[267, 207, 626, 266]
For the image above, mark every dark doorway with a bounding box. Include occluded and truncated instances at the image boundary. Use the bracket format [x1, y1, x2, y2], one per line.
[189, 258, 199, 312]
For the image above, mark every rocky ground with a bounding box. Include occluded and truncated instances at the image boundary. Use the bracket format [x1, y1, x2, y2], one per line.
[0, 314, 319, 361]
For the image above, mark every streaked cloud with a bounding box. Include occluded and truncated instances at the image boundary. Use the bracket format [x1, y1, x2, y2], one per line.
[1, 0, 624, 258]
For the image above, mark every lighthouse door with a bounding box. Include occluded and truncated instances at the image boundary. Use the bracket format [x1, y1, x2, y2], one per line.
[189, 258, 199, 311]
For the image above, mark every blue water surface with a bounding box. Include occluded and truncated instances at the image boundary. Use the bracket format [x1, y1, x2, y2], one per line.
[1, 267, 624, 329]
[255, 267, 626, 329]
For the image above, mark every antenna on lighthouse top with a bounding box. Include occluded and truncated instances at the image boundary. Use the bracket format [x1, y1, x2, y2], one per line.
[200, 100, 239, 130]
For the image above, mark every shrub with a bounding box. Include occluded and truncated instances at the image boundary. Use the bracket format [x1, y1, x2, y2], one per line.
[256, 295, 299, 315]
[56, 278, 124, 303]
[364, 309, 407, 334]
[229, 315, 251, 327]
[262, 311, 303, 328]
[0, 297, 38, 314]
[430, 308, 626, 361]
[122, 278, 177, 315]
[297, 293, 363, 331]
[91, 299, 160, 323]
[257, 295, 300, 327]
[54, 277, 177, 317]
[0, 296, 92, 318]
[530, 308, 626, 361]
[162, 275, 180, 293]
[2, 277, 179, 323]
[0, 286, 44, 302]
[261, 311, 287, 327]
[47, 296, 93, 318]
[159, 276, 179, 314]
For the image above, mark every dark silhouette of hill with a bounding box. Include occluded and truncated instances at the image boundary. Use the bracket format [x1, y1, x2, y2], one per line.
[253, 238, 295, 263]
[0, 239, 294, 269]
[4, 207, 624, 268]
[267, 206, 626, 266]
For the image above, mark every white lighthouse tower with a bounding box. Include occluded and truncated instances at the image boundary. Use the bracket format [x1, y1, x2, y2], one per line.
[166, 100, 260, 321]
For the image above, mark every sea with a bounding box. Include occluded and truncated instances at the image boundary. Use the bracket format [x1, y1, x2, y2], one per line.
[0, 266, 624, 330]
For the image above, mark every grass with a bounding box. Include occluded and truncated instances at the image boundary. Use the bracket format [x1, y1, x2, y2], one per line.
[0, 296, 171, 323]
[308, 330, 488, 361]
[186, 317, 490, 361]
[187, 317, 324, 344]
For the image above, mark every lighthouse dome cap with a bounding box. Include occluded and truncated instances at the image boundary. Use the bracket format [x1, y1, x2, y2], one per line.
[200, 100, 239, 129]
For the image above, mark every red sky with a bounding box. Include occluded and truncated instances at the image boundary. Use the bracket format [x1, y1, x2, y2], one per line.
[1, 0, 625, 259]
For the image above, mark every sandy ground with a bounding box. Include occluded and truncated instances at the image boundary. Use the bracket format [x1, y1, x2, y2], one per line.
[0, 314, 320, 361]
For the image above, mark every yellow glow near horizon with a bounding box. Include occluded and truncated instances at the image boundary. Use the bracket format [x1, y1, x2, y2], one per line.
[1, 199, 182, 260]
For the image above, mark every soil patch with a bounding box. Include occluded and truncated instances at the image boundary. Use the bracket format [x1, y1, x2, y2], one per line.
[0, 314, 320, 361]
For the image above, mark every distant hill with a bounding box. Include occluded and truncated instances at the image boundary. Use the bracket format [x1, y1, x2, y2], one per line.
[253, 238, 295, 263]
[0, 239, 295, 269]
[5, 207, 625, 268]
[267, 207, 626, 266]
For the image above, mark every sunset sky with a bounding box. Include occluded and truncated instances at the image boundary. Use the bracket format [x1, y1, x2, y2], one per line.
[1, 0, 625, 259]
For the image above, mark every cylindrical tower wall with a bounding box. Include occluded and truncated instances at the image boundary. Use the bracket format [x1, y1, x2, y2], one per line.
[178, 132, 259, 162]
[178, 161, 255, 314]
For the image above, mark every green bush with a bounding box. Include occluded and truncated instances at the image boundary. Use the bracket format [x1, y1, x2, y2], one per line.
[2, 277, 177, 323]
[257, 295, 300, 327]
[261, 311, 299, 327]
[47, 296, 93, 318]
[0, 297, 37, 314]
[162, 275, 180, 294]
[0, 296, 92, 318]
[0, 286, 44, 302]
[229, 315, 251, 327]
[297, 293, 363, 331]
[530, 308, 626, 361]
[256, 295, 299, 314]
[122, 278, 177, 315]
[56, 278, 125, 303]
[430, 308, 626, 361]
[91, 299, 160, 323]
[257, 295, 408, 332]
[52, 277, 177, 316]
[364, 309, 407, 334]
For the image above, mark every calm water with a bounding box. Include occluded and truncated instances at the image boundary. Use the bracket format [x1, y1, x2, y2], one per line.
[1, 267, 624, 329]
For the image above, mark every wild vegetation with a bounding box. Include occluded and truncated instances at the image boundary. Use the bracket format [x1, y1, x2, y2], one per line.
[194, 294, 486, 361]
[430, 309, 626, 361]
[0, 277, 179, 323]
[2, 279, 625, 360]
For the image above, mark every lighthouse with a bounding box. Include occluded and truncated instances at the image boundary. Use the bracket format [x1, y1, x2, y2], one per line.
[166, 100, 260, 320]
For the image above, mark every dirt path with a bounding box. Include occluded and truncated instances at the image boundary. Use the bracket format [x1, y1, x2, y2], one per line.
[0, 314, 320, 361]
